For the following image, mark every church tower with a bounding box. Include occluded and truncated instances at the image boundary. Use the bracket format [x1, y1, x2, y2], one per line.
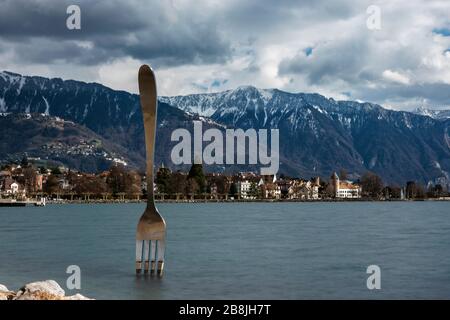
[331, 172, 339, 196]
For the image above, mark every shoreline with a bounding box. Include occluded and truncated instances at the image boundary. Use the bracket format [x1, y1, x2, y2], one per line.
[36, 198, 450, 205]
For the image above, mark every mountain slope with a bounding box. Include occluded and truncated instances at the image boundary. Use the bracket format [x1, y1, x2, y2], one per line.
[0, 113, 130, 172]
[161, 86, 450, 185]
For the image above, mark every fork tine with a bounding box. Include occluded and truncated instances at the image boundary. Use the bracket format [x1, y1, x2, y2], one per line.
[150, 240, 157, 275]
[157, 239, 165, 277]
[135, 240, 144, 274]
[143, 240, 150, 274]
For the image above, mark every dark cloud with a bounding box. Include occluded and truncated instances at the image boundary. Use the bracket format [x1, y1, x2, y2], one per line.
[0, 0, 231, 66]
[0, 38, 111, 66]
[356, 82, 450, 108]
[279, 33, 372, 85]
[0, 0, 144, 38]
[221, 0, 361, 36]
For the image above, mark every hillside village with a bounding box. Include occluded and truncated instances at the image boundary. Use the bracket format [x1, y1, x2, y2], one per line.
[1, 157, 447, 202]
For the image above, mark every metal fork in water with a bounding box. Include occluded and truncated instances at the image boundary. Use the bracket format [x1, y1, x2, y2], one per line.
[136, 65, 166, 276]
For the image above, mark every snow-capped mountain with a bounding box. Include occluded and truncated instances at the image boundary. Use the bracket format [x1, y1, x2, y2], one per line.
[413, 107, 450, 120]
[162, 86, 450, 185]
[0, 71, 140, 132]
[1, 71, 449, 186]
[160, 85, 277, 119]
[0, 71, 222, 172]
[161, 85, 408, 128]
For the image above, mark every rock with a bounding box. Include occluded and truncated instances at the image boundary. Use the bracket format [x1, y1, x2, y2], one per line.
[2, 280, 93, 300]
[14, 280, 65, 300]
[0, 284, 15, 300]
[64, 293, 92, 300]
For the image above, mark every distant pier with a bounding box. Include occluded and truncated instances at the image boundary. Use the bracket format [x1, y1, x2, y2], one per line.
[0, 198, 46, 207]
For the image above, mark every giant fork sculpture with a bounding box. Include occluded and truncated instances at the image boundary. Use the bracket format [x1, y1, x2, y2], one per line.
[136, 65, 167, 276]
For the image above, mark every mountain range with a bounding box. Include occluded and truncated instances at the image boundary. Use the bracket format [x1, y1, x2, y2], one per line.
[0, 71, 220, 173]
[1, 71, 449, 187]
[413, 107, 450, 120]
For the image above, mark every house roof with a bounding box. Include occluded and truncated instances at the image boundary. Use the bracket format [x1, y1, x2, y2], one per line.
[339, 181, 360, 189]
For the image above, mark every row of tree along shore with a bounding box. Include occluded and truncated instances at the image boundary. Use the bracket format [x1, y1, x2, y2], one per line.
[1, 158, 449, 203]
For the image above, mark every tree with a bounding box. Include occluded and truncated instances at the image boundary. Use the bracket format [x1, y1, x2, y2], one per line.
[361, 172, 383, 198]
[169, 172, 187, 195]
[248, 182, 260, 199]
[21, 155, 29, 167]
[73, 175, 108, 195]
[428, 184, 443, 198]
[188, 164, 206, 193]
[186, 178, 199, 196]
[51, 167, 62, 175]
[229, 183, 238, 197]
[106, 165, 142, 197]
[385, 185, 401, 199]
[323, 181, 335, 198]
[124, 170, 142, 197]
[107, 165, 127, 195]
[406, 181, 417, 199]
[23, 166, 37, 193]
[416, 184, 426, 199]
[44, 174, 61, 195]
[156, 167, 171, 194]
[435, 184, 444, 196]
[206, 175, 230, 195]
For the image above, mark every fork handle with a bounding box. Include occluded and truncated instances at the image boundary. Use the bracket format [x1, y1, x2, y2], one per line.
[139, 65, 157, 206]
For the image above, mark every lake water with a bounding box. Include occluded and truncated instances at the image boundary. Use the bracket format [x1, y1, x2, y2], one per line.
[0, 202, 449, 299]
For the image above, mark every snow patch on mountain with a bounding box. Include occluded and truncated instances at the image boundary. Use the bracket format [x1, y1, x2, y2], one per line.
[0, 71, 18, 85]
[159, 94, 219, 117]
[0, 72, 6, 82]
[42, 96, 50, 115]
[17, 76, 26, 95]
[259, 88, 274, 102]
[312, 105, 327, 114]
[0, 97, 6, 112]
[403, 113, 412, 129]
[413, 107, 450, 120]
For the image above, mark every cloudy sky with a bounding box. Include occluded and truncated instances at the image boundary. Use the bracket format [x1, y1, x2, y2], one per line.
[0, 0, 450, 110]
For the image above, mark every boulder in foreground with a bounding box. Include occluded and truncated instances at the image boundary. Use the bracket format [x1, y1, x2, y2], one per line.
[0, 280, 92, 300]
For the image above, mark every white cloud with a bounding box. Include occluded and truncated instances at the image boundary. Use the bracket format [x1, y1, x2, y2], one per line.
[382, 70, 411, 85]
[98, 58, 142, 94]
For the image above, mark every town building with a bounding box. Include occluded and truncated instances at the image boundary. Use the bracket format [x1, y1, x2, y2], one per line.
[330, 172, 361, 198]
[287, 178, 320, 200]
[10, 182, 19, 194]
[260, 175, 281, 199]
[235, 173, 261, 199]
